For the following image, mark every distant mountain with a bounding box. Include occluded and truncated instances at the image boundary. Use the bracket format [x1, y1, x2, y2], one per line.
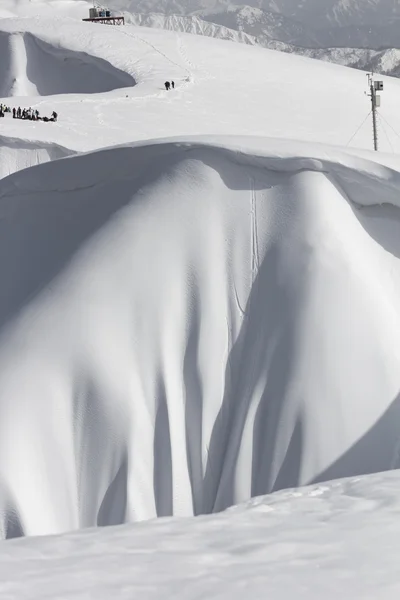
[101, 1, 400, 50]
[202, 6, 319, 46]
[122, 10, 400, 78]
[107, 0, 400, 30]
[273, 43, 400, 79]
[309, 22, 400, 49]
[6, 2, 400, 51]
[8, 1, 400, 71]
[201, 4, 400, 49]
[123, 12, 257, 45]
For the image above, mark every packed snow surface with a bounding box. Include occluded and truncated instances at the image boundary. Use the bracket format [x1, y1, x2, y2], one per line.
[1, 471, 400, 599]
[2, 10, 400, 543]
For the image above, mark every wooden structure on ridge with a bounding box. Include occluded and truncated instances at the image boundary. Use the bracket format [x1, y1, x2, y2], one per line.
[83, 6, 125, 25]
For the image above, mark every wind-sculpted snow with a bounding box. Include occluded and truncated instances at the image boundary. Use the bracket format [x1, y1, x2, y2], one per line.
[0, 31, 134, 97]
[1, 136, 400, 538]
[0, 135, 73, 179]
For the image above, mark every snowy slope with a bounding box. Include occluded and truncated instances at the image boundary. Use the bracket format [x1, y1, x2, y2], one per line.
[4, 1, 400, 75]
[70, 0, 400, 48]
[3, 17, 400, 158]
[1, 14, 400, 541]
[4, 1, 400, 49]
[0, 0, 89, 19]
[85, 0, 400, 30]
[94, 10, 400, 78]
[1, 471, 400, 599]
[115, 15, 400, 78]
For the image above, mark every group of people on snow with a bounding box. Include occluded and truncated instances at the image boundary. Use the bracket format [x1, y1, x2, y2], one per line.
[0, 104, 11, 117]
[1, 80, 176, 120]
[0, 104, 58, 122]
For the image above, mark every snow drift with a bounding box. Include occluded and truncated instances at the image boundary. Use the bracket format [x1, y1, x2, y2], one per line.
[2, 470, 400, 599]
[1, 136, 400, 538]
[0, 136, 73, 179]
[0, 31, 134, 97]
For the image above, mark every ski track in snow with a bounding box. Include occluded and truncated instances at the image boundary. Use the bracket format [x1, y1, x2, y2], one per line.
[115, 25, 192, 82]
[250, 176, 260, 278]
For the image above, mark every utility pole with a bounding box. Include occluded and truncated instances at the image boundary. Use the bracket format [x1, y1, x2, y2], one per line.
[366, 72, 383, 151]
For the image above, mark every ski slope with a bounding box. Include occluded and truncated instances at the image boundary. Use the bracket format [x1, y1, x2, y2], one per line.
[1, 471, 400, 599]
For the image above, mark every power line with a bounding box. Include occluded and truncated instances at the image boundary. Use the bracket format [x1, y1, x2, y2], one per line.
[377, 114, 394, 153]
[378, 112, 400, 142]
[346, 111, 372, 147]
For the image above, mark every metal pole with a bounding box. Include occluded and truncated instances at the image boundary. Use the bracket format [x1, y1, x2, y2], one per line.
[368, 74, 379, 152]
[371, 83, 378, 151]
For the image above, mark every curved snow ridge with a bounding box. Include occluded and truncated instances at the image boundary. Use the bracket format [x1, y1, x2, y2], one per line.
[0, 30, 134, 97]
[3, 136, 400, 207]
[1, 136, 400, 537]
[0, 134, 74, 179]
[0, 16, 187, 91]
